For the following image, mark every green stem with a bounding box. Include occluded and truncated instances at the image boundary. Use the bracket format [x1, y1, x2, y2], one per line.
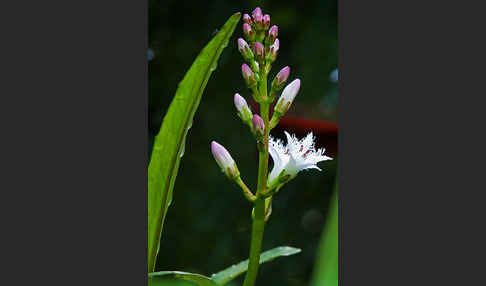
[243, 198, 265, 286]
[236, 177, 256, 202]
[256, 104, 269, 197]
[243, 75, 270, 285]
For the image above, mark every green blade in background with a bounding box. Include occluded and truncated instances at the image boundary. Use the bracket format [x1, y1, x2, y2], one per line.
[149, 271, 219, 286]
[210, 246, 301, 285]
[310, 183, 338, 286]
[148, 12, 241, 273]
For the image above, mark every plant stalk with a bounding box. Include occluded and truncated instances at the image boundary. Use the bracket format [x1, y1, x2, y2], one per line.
[242, 198, 265, 286]
[243, 74, 270, 286]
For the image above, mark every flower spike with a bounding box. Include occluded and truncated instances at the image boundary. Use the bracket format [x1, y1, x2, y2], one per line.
[220, 7, 333, 286]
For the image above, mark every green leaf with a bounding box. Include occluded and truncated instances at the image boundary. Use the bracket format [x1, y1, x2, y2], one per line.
[210, 246, 301, 285]
[149, 271, 219, 286]
[147, 247, 300, 286]
[148, 12, 241, 272]
[310, 183, 338, 286]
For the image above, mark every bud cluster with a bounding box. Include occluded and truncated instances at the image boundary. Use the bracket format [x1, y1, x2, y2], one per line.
[238, 7, 282, 96]
[235, 7, 302, 130]
[212, 7, 303, 202]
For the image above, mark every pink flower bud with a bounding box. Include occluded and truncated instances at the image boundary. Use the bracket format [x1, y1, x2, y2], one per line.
[272, 38, 279, 50]
[252, 7, 263, 28]
[241, 63, 253, 79]
[252, 7, 263, 22]
[211, 141, 240, 179]
[275, 79, 301, 114]
[237, 38, 254, 62]
[267, 38, 279, 63]
[234, 93, 252, 122]
[243, 23, 252, 35]
[242, 63, 256, 87]
[267, 25, 278, 43]
[253, 42, 264, 63]
[234, 93, 247, 111]
[238, 38, 249, 53]
[263, 14, 271, 29]
[252, 114, 265, 137]
[273, 66, 290, 89]
[242, 23, 255, 41]
[243, 13, 253, 24]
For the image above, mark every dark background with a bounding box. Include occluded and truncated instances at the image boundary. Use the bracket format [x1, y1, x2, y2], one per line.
[149, 0, 338, 285]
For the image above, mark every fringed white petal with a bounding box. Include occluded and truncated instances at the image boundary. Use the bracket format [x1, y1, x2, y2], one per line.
[267, 131, 333, 184]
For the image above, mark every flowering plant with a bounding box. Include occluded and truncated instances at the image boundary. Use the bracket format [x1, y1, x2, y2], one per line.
[148, 7, 335, 286]
[210, 7, 332, 286]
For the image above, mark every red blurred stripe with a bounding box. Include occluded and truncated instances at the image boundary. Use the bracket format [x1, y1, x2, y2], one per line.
[278, 116, 338, 135]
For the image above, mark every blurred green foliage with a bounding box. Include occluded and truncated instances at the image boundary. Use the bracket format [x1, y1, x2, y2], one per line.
[311, 185, 338, 286]
[149, 1, 337, 285]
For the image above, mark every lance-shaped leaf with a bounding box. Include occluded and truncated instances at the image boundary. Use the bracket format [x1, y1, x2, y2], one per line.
[148, 247, 300, 286]
[149, 271, 219, 286]
[148, 12, 241, 272]
[210, 246, 301, 285]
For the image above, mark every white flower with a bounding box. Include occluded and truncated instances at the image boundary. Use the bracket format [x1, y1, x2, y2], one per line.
[268, 131, 333, 185]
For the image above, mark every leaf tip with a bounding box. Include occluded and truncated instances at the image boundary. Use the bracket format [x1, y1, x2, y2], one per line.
[280, 246, 302, 255]
[233, 12, 242, 20]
